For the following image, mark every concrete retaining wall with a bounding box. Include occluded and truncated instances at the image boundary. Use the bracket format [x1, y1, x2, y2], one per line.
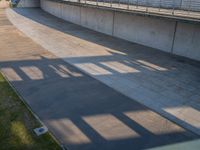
[61, 4, 81, 25]
[173, 22, 200, 60]
[41, 0, 61, 16]
[113, 12, 175, 52]
[80, 7, 114, 35]
[40, 0, 200, 61]
[17, 0, 40, 7]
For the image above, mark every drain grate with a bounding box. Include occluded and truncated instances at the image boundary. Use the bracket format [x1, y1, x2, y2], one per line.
[34, 126, 48, 136]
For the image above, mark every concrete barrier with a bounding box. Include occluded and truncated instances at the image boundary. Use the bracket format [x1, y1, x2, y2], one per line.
[173, 22, 200, 60]
[41, 0, 61, 17]
[17, 0, 40, 7]
[80, 7, 114, 35]
[61, 4, 81, 25]
[40, 0, 200, 61]
[113, 12, 175, 52]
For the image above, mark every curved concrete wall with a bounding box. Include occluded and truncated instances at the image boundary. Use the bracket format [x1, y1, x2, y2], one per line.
[17, 0, 40, 7]
[113, 12, 175, 52]
[41, 0, 200, 61]
[173, 23, 200, 61]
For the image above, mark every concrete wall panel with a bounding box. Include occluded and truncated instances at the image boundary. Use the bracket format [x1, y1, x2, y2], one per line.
[80, 7, 113, 35]
[42, 0, 61, 18]
[113, 12, 175, 52]
[173, 22, 200, 61]
[40, 0, 44, 8]
[61, 4, 81, 25]
[49, 1, 61, 18]
[17, 0, 40, 7]
[41, 0, 52, 14]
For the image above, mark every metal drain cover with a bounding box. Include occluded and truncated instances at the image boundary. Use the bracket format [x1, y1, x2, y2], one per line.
[34, 126, 48, 136]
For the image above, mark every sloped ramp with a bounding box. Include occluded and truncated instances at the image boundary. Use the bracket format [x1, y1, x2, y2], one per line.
[0, 8, 199, 150]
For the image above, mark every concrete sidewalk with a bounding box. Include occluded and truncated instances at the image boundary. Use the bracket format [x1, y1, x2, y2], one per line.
[6, 8, 200, 136]
[0, 8, 199, 150]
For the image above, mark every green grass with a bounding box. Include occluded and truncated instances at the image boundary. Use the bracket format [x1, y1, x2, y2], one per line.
[0, 73, 61, 150]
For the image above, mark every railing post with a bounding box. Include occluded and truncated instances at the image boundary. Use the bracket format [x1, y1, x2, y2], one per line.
[159, 0, 161, 11]
[136, 0, 139, 9]
[172, 0, 175, 15]
[146, 0, 148, 12]
[127, 0, 130, 9]
[188, 0, 192, 14]
[180, 0, 183, 9]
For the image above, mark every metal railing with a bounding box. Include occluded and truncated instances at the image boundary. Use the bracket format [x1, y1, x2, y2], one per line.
[60, 0, 200, 20]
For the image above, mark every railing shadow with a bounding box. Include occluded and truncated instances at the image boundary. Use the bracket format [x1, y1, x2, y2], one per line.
[0, 55, 198, 150]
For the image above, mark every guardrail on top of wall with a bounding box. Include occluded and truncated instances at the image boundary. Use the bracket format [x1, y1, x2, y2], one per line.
[56, 0, 200, 22]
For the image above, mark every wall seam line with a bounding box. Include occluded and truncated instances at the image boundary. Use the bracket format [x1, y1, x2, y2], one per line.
[171, 21, 178, 54]
[112, 11, 115, 36]
[80, 6, 82, 25]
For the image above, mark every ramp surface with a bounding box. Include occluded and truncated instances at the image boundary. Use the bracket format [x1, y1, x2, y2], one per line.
[6, 8, 200, 135]
[0, 8, 199, 150]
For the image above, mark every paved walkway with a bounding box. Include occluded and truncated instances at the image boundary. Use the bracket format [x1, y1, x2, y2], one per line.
[0, 8, 199, 149]
[6, 8, 200, 135]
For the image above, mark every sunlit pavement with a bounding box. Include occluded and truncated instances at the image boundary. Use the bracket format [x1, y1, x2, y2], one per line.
[0, 8, 200, 149]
